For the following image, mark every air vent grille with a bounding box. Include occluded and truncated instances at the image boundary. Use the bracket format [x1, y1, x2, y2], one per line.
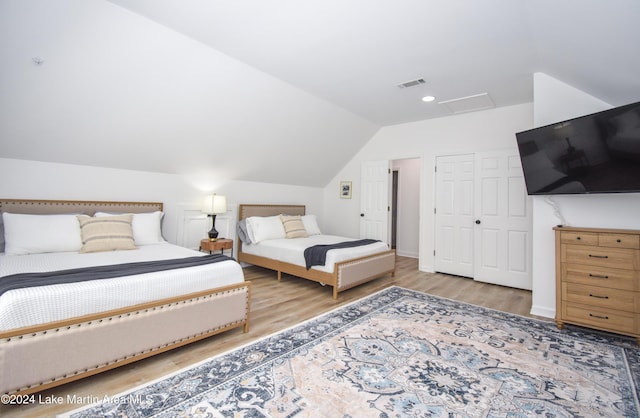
[396, 78, 426, 89]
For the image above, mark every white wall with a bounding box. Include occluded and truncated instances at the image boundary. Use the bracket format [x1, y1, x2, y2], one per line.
[323, 103, 534, 272]
[0, 158, 323, 250]
[322, 73, 639, 319]
[529, 73, 640, 317]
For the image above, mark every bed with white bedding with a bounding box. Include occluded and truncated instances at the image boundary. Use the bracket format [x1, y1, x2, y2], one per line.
[0, 243, 244, 331]
[237, 204, 395, 298]
[0, 199, 251, 396]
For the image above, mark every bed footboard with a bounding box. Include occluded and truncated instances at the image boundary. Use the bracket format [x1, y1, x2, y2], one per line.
[0, 282, 251, 395]
[335, 250, 396, 297]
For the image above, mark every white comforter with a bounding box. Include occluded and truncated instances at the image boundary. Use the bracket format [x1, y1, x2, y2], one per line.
[241, 235, 389, 273]
[0, 243, 244, 331]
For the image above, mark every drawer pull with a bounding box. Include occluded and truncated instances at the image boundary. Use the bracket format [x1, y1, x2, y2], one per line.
[589, 313, 609, 320]
[588, 254, 609, 259]
[589, 294, 609, 299]
[576, 237, 581, 240]
[588, 273, 609, 279]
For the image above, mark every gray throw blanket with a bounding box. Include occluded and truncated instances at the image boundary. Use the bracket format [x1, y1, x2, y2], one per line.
[0, 254, 233, 297]
[303, 239, 380, 269]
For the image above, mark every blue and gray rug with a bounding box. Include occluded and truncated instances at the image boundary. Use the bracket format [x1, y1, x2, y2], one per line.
[64, 286, 640, 417]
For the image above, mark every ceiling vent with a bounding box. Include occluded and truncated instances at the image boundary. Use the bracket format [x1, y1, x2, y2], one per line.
[438, 93, 495, 114]
[396, 78, 426, 89]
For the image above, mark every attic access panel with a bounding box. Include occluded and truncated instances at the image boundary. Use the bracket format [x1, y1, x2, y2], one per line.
[439, 93, 495, 114]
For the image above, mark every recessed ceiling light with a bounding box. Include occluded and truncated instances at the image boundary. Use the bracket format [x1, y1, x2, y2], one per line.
[421, 95, 435, 102]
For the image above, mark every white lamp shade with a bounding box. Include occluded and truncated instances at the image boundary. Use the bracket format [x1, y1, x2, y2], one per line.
[202, 195, 227, 214]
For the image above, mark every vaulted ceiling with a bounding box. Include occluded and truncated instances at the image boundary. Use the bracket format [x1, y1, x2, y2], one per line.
[1, 0, 638, 187]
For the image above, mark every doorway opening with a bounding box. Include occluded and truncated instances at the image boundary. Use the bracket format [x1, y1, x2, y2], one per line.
[391, 170, 398, 249]
[389, 158, 420, 259]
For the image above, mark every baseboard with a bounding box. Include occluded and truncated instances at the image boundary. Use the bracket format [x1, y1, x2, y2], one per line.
[530, 305, 555, 319]
[419, 262, 434, 273]
[395, 250, 418, 258]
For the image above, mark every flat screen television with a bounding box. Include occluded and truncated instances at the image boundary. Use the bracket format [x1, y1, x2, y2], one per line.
[515, 101, 640, 195]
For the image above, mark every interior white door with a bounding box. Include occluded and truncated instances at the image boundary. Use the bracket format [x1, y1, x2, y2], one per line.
[473, 150, 532, 290]
[434, 154, 475, 277]
[360, 160, 390, 243]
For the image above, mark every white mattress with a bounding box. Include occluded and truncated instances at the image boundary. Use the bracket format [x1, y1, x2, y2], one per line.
[241, 235, 389, 273]
[0, 243, 244, 331]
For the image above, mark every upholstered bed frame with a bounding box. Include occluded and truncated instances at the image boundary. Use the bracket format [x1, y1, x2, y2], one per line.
[0, 199, 251, 396]
[237, 204, 395, 299]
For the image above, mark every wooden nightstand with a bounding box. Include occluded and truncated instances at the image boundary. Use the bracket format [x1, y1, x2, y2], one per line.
[200, 238, 234, 257]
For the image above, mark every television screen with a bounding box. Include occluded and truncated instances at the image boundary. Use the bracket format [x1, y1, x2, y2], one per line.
[515, 101, 640, 195]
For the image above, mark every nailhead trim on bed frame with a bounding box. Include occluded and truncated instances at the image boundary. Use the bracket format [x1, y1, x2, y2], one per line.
[0, 199, 163, 215]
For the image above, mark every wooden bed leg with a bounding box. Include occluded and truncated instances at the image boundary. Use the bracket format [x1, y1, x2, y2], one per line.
[277, 271, 282, 281]
[333, 287, 338, 299]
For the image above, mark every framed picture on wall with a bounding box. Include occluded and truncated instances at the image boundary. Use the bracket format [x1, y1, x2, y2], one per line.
[340, 181, 352, 199]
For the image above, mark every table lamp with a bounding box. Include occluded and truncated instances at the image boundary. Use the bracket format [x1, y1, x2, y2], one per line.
[202, 194, 227, 241]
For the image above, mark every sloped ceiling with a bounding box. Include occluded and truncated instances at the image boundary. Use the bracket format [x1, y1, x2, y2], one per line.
[0, 0, 378, 187]
[1, 0, 639, 187]
[108, 0, 640, 124]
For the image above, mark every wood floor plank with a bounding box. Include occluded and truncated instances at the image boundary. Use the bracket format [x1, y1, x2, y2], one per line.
[1, 256, 539, 417]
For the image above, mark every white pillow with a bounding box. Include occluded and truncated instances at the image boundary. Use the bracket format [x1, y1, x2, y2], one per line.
[3, 213, 82, 255]
[245, 215, 286, 244]
[95, 211, 164, 245]
[301, 215, 322, 235]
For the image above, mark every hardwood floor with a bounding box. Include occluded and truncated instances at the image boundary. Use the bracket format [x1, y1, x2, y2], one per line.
[1, 256, 542, 417]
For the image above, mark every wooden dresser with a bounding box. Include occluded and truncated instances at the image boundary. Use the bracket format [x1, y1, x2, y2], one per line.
[554, 226, 640, 342]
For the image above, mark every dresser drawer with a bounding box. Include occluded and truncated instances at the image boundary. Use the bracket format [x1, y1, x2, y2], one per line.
[560, 231, 598, 246]
[562, 245, 639, 269]
[562, 263, 639, 291]
[562, 282, 639, 312]
[599, 233, 640, 249]
[563, 302, 637, 335]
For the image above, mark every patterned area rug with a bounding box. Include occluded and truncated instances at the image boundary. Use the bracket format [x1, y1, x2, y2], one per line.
[64, 287, 640, 417]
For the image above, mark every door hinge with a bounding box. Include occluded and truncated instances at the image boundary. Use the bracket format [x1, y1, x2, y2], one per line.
[433, 250, 436, 256]
[388, 206, 391, 212]
[434, 165, 437, 172]
[434, 208, 436, 214]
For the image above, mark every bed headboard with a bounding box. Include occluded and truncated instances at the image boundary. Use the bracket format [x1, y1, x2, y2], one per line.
[0, 199, 163, 216]
[238, 204, 305, 220]
[0, 199, 163, 254]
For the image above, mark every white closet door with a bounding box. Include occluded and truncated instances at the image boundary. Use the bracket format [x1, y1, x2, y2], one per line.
[434, 154, 475, 277]
[473, 150, 532, 290]
[360, 160, 390, 243]
[434, 150, 532, 290]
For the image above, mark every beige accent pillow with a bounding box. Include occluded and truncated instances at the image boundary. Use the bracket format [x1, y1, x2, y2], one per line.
[280, 215, 308, 239]
[77, 214, 136, 253]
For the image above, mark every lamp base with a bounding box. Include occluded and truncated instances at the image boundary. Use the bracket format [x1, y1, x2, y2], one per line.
[207, 214, 219, 241]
